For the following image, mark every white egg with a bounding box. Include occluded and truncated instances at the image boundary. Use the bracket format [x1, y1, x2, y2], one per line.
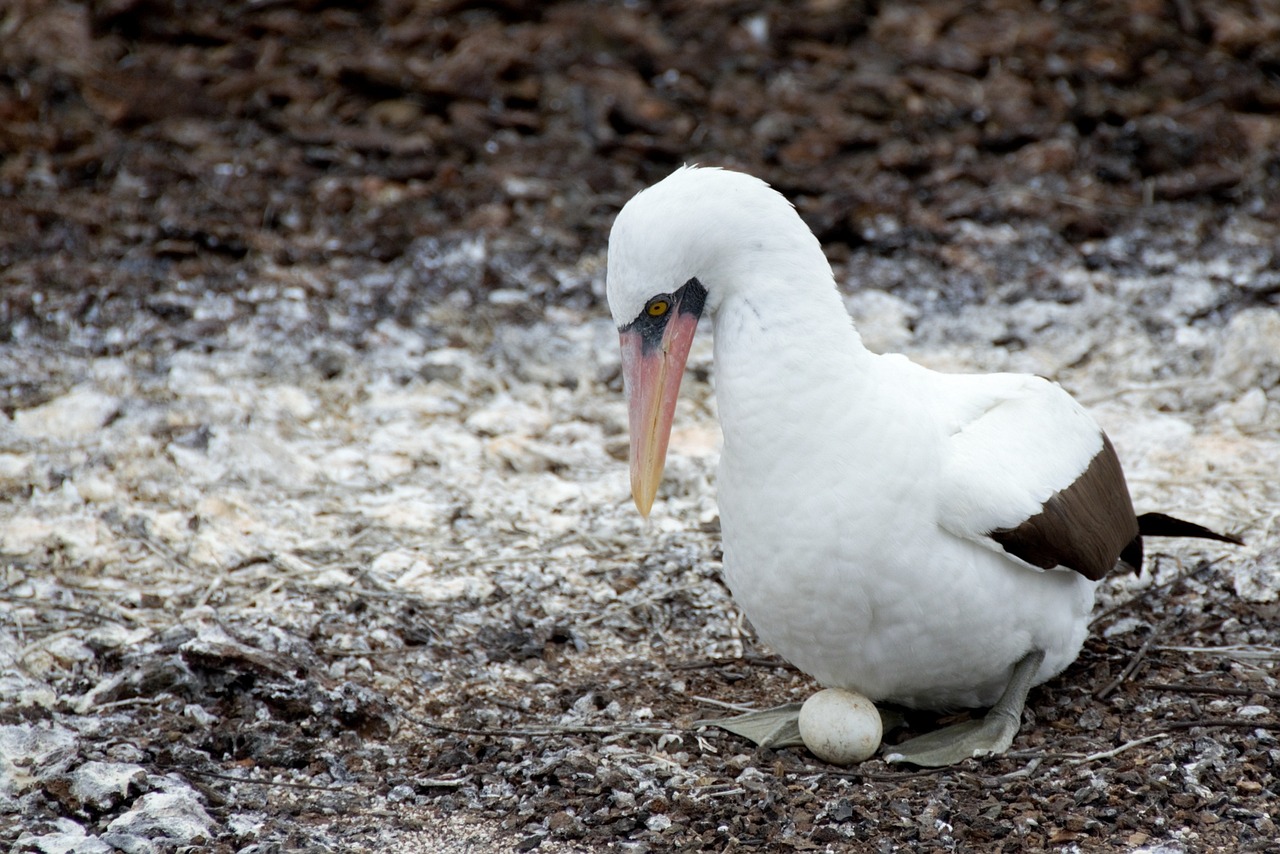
[798, 688, 883, 765]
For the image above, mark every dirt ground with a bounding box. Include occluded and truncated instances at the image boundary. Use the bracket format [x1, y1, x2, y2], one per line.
[2, 1, 1279, 852]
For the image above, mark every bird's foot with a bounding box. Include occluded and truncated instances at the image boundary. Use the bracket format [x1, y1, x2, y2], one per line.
[695, 703, 904, 750]
[882, 711, 1020, 767]
[694, 703, 805, 748]
[883, 648, 1046, 768]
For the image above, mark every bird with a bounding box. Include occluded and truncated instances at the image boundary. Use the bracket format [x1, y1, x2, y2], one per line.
[605, 165, 1242, 766]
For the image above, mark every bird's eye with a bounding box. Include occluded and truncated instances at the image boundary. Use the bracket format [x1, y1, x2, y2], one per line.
[646, 298, 670, 317]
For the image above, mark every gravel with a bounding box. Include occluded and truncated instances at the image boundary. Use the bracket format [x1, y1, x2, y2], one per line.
[3, 1, 1279, 851]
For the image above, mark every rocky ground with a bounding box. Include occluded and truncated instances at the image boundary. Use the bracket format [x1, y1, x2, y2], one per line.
[2, 1, 1279, 852]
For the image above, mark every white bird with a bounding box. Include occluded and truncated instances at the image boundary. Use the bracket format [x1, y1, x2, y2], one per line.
[606, 165, 1240, 766]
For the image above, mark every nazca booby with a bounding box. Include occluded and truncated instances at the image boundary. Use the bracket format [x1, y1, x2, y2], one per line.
[606, 166, 1241, 766]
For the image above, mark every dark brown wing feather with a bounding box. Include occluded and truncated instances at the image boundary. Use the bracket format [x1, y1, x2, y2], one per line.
[989, 434, 1139, 581]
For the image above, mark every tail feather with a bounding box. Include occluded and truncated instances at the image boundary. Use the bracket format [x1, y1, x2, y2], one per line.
[1137, 512, 1244, 546]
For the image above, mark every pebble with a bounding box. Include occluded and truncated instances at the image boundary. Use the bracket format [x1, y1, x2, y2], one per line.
[104, 786, 215, 845]
[0, 452, 32, 484]
[0, 723, 80, 797]
[68, 761, 148, 813]
[12, 387, 120, 441]
[15, 818, 114, 854]
[1213, 308, 1280, 393]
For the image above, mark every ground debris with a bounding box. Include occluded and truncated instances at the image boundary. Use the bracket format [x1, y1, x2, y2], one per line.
[3, 1, 1279, 851]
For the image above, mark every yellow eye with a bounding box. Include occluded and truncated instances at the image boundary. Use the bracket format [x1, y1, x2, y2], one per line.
[647, 299, 670, 317]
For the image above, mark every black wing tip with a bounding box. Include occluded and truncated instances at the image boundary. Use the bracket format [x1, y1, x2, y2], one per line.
[1136, 512, 1245, 546]
[1120, 535, 1143, 574]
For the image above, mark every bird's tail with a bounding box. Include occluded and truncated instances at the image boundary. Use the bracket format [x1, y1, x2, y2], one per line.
[1137, 512, 1244, 546]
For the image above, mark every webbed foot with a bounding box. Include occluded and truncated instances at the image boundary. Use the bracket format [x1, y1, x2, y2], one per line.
[694, 703, 805, 748]
[884, 648, 1046, 767]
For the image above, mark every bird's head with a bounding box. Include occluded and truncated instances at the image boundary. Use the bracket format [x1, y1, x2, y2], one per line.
[605, 165, 826, 516]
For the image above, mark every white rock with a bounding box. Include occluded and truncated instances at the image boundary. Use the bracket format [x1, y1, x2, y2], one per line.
[104, 785, 215, 844]
[69, 761, 147, 812]
[1219, 387, 1274, 433]
[1231, 548, 1279, 603]
[484, 434, 560, 473]
[15, 817, 113, 854]
[372, 548, 420, 578]
[318, 446, 368, 484]
[44, 636, 95, 666]
[402, 572, 495, 602]
[366, 451, 414, 481]
[13, 387, 120, 440]
[0, 452, 32, 485]
[84, 624, 152, 651]
[0, 723, 79, 797]
[0, 516, 55, 555]
[1213, 308, 1280, 394]
[265, 384, 316, 421]
[465, 396, 550, 437]
[798, 688, 883, 765]
[73, 472, 116, 503]
[0, 671, 57, 709]
[206, 430, 318, 488]
[359, 486, 446, 533]
[313, 567, 356, 588]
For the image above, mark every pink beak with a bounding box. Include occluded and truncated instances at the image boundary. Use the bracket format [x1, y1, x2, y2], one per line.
[619, 299, 701, 517]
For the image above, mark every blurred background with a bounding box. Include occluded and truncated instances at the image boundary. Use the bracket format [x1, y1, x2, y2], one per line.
[2, 0, 1278, 352]
[3, 4, 1279, 851]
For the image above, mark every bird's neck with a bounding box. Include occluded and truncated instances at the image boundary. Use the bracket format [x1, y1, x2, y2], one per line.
[711, 276, 874, 455]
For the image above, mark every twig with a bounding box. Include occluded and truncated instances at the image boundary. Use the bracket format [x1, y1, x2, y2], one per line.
[1142, 682, 1280, 701]
[1066, 734, 1168, 765]
[1161, 718, 1274, 731]
[691, 786, 747, 799]
[816, 763, 949, 782]
[401, 709, 675, 739]
[973, 757, 1043, 787]
[193, 574, 222, 609]
[1153, 644, 1280, 661]
[92, 696, 170, 712]
[689, 695, 763, 713]
[0, 592, 142, 627]
[672, 654, 796, 671]
[1096, 614, 1175, 700]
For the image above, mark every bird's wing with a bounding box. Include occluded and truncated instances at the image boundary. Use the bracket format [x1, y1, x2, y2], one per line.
[933, 374, 1139, 581]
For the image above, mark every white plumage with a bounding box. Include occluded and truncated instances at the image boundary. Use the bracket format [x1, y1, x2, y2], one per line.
[605, 166, 1235, 764]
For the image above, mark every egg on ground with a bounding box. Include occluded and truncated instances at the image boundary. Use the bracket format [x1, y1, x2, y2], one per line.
[798, 688, 883, 765]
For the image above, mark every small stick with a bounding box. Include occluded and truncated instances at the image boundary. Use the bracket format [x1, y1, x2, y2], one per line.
[1096, 615, 1174, 700]
[689, 695, 760, 713]
[1066, 733, 1168, 765]
[1142, 682, 1280, 701]
[1153, 644, 1280, 661]
[672, 654, 797, 671]
[401, 709, 674, 739]
[1161, 718, 1274, 731]
[974, 757, 1044, 787]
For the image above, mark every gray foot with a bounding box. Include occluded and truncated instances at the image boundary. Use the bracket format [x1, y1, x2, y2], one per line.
[696, 703, 904, 751]
[884, 648, 1046, 767]
[694, 703, 805, 748]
